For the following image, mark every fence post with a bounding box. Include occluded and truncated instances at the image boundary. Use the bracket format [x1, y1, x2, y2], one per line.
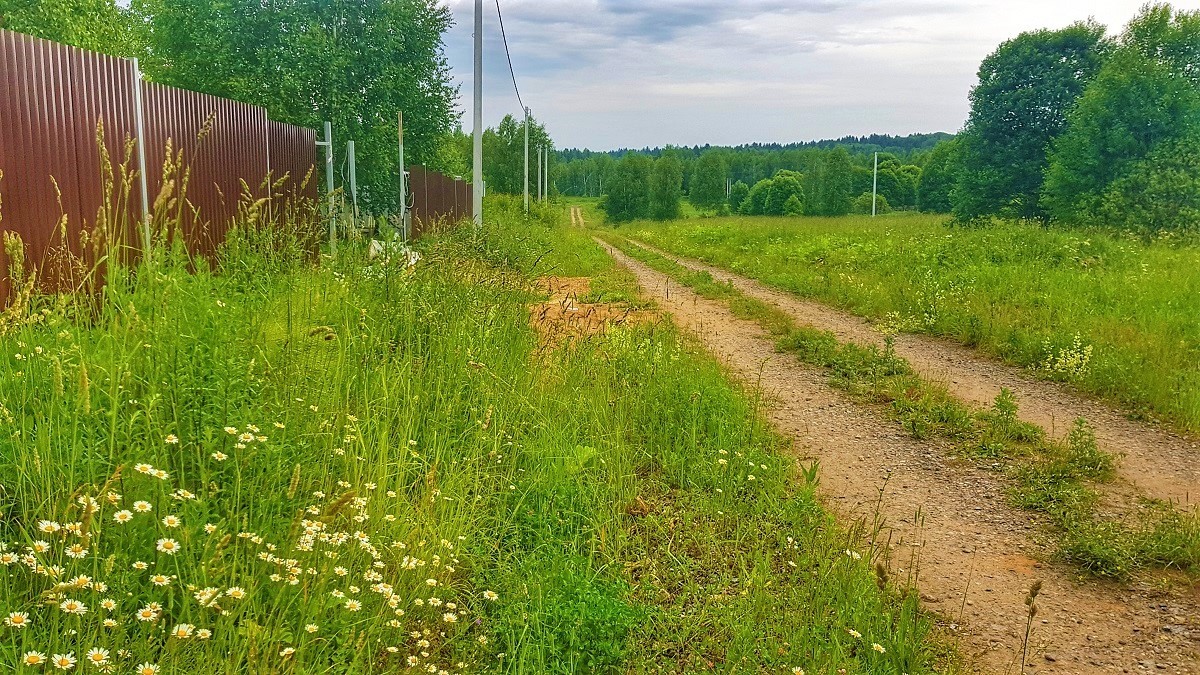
[398, 111, 408, 241]
[347, 140, 358, 226]
[320, 121, 335, 252]
[131, 58, 151, 251]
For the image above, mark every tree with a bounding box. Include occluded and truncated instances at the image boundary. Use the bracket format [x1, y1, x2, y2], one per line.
[135, 0, 459, 213]
[852, 192, 890, 215]
[728, 181, 750, 213]
[742, 179, 772, 215]
[601, 153, 652, 223]
[1098, 131, 1200, 234]
[805, 147, 854, 216]
[783, 195, 804, 217]
[917, 139, 959, 213]
[0, 0, 136, 54]
[1042, 4, 1200, 225]
[953, 21, 1108, 221]
[689, 152, 727, 212]
[765, 172, 803, 216]
[649, 155, 684, 221]
[480, 114, 552, 196]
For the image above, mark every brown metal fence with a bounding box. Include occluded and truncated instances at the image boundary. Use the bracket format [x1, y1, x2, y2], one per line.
[408, 165, 470, 238]
[0, 28, 317, 304]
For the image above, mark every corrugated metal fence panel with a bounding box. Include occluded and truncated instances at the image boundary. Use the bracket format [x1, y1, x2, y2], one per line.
[407, 165, 470, 239]
[141, 82, 271, 258]
[266, 119, 318, 211]
[0, 29, 137, 302]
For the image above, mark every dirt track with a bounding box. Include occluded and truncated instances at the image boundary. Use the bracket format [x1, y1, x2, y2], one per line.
[592, 229, 1200, 674]
[625, 238, 1200, 513]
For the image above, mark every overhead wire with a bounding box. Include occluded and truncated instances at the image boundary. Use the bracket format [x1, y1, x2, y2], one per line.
[494, 0, 525, 112]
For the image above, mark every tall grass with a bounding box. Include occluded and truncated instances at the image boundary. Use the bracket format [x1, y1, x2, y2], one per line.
[0, 192, 947, 672]
[618, 212, 1200, 433]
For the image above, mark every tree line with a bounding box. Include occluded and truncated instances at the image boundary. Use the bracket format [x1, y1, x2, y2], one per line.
[1, 0, 460, 213]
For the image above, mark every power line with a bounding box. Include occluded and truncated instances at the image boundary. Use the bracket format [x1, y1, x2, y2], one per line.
[494, 0, 524, 111]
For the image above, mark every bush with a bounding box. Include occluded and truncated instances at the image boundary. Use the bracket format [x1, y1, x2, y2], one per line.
[851, 192, 890, 214]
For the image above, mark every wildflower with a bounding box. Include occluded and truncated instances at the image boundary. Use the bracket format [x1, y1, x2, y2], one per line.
[133, 501, 152, 513]
[196, 629, 212, 639]
[37, 520, 61, 534]
[305, 624, 318, 633]
[152, 469, 168, 480]
[165, 434, 179, 444]
[425, 578, 437, 587]
[482, 590, 498, 601]
[211, 451, 228, 461]
[204, 523, 217, 534]
[442, 612, 458, 623]
[718, 458, 728, 465]
[5, 611, 30, 628]
[792, 669, 805, 675]
[747, 474, 756, 481]
[170, 624, 194, 639]
[226, 587, 246, 600]
[50, 653, 76, 670]
[135, 606, 159, 622]
[344, 599, 362, 611]
[22, 652, 47, 666]
[151, 574, 172, 587]
[132, 561, 149, 571]
[280, 647, 295, 658]
[100, 599, 116, 611]
[155, 538, 180, 555]
[134, 464, 153, 475]
[113, 510, 133, 524]
[161, 515, 181, 528]
[59, 599, 87, 615]
[65, 544, 88, 559]
[847, 629, 862, 639]
[334, 567, 348, 577]
[0, 552, 16, 565]
[134, 663, 159, 675]
[872, 643, 886, 653]
[102, 619, 117, 628]
[238, 432, 254, 444]
[84, 648, 109, 666]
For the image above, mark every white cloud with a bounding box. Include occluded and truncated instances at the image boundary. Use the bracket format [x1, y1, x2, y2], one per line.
[439, 0, 1158, 149]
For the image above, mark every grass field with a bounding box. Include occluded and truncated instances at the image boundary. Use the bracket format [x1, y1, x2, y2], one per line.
[0, 197, 949, 673]
[613, 212, 1200, 434]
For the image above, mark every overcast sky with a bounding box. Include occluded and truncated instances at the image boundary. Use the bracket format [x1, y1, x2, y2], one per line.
[438, 0, 1161, 150]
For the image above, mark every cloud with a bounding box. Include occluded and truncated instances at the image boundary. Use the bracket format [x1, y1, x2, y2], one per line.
[438, 0, 1153, 149]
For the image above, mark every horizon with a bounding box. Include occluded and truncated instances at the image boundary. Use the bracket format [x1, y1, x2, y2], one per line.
[438, 0, 1154, 151]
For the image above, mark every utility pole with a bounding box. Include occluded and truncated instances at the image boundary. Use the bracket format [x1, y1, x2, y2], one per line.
[347, 140, 358, 226]
[523, 107, 530, 215]
[543, 148, 549, 201]
[471, 0, 484, 227]
[872, 152, 879, 218]
[537, 146, 543, 202]
[398, 112, 407, 240]
[131, 58, 151, 251]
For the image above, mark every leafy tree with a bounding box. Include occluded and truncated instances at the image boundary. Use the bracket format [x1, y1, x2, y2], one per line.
[782, 195, 804, 217]
[1042, 4, 1200, 225]
[0, 0, 136, 54]
[851, 192, 890, 215]
[765, 172, 803, 216]
[649, 155, 684, 221]
[805, 147, 854, 216]
[728, 180, 750, 213]
[480, 114, 553, 196]
[689, 152, 728, 212]
[953, 21, 1108, 221]
[601, 153, 652, 223]
[917, 139, 959, 213]
[135, 0, 459, 212]
[742, 179, 772, 215]
[1098, 131, 1200, 234]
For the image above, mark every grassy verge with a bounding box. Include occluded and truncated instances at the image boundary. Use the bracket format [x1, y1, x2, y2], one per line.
[597, 232, 1200, 579]
[0, 195, 948, 673]
[618, 213, 1200, 435]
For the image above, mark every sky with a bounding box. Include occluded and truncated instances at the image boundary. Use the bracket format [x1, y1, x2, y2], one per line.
[438, 0, 1167, 151]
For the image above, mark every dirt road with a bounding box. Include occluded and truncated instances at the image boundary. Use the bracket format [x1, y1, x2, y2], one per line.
[596, 238, 1200, 674]
[625, 239, 1199, 513]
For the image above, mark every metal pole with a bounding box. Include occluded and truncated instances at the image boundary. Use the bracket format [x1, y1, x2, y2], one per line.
[131, 58, 151, 251]
[324, 121, 335, 252]
[537, 147, 543, 202]
[523, 107, 530, 215]
[872, 152, 878, 217]
[543, 148, 549, 201]
[471, 0, 484, 226]
[398, 112, 407, 241]
[347, 140, 358, 225]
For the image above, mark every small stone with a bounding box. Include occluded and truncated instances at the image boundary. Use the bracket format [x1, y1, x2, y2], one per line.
[1044, 653, 1058, 662]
